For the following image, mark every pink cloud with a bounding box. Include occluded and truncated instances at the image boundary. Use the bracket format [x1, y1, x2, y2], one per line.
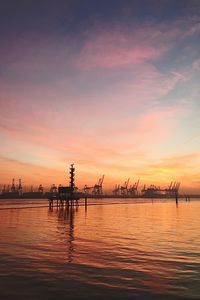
[192, 59, 200, 71]
[0, 64, 186, 163]
[75, 23, 188, 70]
[74, 19, 200, 70]
[184, 21, 200, 37]
[134, 107, 183, 144]
[76, 27, 167, 69]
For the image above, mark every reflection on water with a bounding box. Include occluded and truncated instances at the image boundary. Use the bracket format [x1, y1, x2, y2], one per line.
[48, 206, 79, 263]
[0, 199, 200, 299]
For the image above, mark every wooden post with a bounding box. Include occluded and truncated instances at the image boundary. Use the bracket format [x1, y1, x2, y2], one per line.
[175, 191, 178, 204]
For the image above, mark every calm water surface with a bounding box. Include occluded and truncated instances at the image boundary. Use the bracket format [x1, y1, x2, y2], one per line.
[0, 199, 200, 299]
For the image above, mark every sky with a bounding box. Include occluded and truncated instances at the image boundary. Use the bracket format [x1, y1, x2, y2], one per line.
[0, 0, 200, 192]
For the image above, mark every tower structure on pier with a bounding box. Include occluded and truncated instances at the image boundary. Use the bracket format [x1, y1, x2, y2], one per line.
[69, 163, 75, 198]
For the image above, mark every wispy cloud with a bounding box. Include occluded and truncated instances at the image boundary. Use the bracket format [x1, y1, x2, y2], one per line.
[75, 19, 200, 70]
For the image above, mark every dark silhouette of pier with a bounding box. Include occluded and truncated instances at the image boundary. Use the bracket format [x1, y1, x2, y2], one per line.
[48, 164, 87, 209]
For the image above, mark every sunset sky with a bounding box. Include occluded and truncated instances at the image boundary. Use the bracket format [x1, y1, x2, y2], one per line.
[0, 0, 200, 192]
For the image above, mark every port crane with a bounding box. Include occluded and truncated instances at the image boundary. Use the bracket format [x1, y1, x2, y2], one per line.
[120, 178, 130, 196]
[142, 181, 181, 198]
[50, 184, 57, 194]
[38, 184, 44, 193]
[83, 184, 93, 194]
[10, 178, 22, 195]
[11, 178, 15, 192]
[1, 185, 6, 193]
[83, 175, 105, 196]
[113, 184, 120, 195]
[18, 179, 23, 196]
[165, 181, 181, 197]
[92, 175, 105, 195]
[128, 180, 139, 196]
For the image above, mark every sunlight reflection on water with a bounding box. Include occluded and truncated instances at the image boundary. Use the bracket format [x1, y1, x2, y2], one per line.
[0, 199, 200, 299]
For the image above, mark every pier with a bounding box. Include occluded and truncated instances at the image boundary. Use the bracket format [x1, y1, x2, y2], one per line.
[48, 164, 87, 208]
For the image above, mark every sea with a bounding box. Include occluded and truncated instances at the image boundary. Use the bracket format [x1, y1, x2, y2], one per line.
[0, 198, 199, 299]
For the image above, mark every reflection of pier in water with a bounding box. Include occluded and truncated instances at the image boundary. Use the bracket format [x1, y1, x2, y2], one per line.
[48, 206, 79, 263]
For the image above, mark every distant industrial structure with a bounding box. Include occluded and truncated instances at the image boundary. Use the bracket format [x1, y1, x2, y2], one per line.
[141, 181, 181, 198]
[0, 167, 181, 199]
[112, 179, 139, 197]
[83, 175, 104, 196]
[1, 178, 46, 199]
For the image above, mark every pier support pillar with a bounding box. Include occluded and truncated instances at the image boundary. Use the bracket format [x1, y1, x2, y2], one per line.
[175, 192, 178, 204]
[85, 196, 87, 207]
